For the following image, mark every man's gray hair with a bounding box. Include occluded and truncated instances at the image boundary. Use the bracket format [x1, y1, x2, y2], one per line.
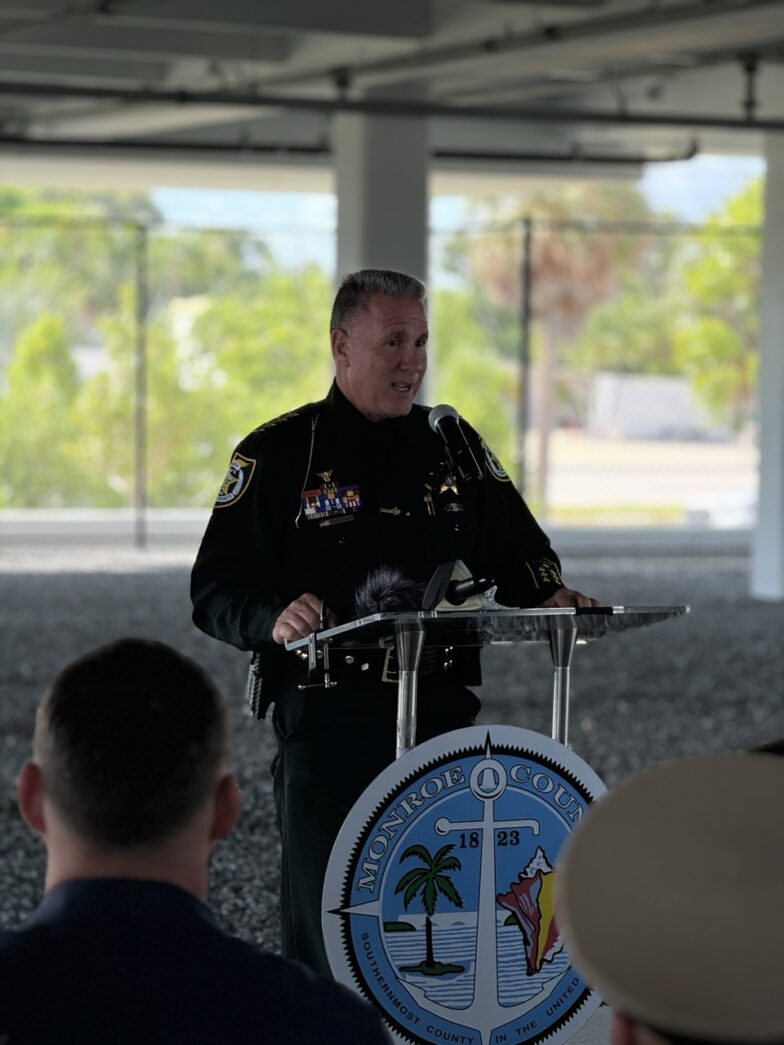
[330, 269, 426, 332]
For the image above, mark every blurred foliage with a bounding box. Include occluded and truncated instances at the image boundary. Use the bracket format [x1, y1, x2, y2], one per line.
[673, 179, 762, 431]
[0, 189, 332, 508]
[436, 183, 659, 507]
[436, 178, 762, 442]
[431, 287, 518, 466]
[0, 178, 764, 508]
[562, 234, 683, 376]
[442, 182, 653, 330]
[0, 314, 93, 507]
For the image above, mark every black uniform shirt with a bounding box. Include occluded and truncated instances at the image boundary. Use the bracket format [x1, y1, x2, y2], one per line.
[191, 382, 563, 661]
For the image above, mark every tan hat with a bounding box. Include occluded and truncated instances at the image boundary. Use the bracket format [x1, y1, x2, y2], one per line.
[555, 752, 784, 1043]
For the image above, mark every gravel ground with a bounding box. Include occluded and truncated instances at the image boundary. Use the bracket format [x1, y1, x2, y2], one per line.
[1, 550, 782, 952]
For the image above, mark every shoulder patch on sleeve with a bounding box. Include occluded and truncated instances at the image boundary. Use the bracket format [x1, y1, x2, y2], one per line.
[214, 450, 257, 508]
[481, 440, 511, 482]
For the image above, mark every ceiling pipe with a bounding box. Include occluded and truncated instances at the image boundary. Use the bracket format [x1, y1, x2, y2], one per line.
[0, 79, 781, 132]
[433, 141, 698, 166]
[0, 132, 699, 166]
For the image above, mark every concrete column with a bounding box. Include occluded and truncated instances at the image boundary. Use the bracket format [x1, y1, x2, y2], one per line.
[751, 134, 784, 600]
[333, 111, 429, 284]
[333, 111, 431, 400]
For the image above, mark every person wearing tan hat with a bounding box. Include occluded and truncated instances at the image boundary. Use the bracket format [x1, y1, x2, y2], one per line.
[555, 752, 784, 1045]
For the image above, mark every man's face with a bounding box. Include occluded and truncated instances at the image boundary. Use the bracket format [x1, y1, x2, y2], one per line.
[331, 294, 428, 421]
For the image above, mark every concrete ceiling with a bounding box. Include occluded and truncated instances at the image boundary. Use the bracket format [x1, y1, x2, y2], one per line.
[0, 0, 781, 190]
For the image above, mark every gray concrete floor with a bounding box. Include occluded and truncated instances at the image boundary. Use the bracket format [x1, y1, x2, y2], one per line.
[1, 549, 781, 1035]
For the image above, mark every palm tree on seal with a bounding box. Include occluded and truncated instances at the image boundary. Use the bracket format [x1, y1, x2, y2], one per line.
[394, 843, 465, 975]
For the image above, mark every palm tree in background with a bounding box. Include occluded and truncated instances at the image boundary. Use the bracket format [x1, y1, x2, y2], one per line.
[395, 843, 464, 973]
[447, 182, 653, 513]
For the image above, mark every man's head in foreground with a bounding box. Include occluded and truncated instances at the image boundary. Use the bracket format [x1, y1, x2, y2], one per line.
[556, 752, 784, 1045]
[17, 637, 239, 899]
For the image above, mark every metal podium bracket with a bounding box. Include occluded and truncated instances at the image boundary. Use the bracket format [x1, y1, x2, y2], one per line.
[548, 623, 578, 746]
[395, 621, 425, 759]
[296, 632, 338, 691]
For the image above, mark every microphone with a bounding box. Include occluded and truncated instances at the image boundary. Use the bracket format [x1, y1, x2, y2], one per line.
[428, 404, 483, 484]
[421, 561, 494, 610]
[444, 576, 494, 605]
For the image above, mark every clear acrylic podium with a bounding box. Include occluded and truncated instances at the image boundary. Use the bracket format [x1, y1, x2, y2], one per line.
[286, 606, 688, 756]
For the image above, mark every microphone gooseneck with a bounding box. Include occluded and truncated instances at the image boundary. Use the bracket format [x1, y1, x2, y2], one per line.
[428, 404, 483, 483]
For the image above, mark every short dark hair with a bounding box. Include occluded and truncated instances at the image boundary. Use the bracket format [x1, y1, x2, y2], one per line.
[330, 268, 426, 332]
[34, 638, 228, 847]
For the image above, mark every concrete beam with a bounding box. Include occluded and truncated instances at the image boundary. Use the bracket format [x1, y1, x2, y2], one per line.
[90, 0, 432, 39]
[0, 22, 292, 63]
[0, 51, 168, 84]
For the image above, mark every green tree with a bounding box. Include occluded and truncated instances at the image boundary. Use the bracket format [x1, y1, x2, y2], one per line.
[395, 843, 464, 976]
[672, 179, 762, 431]
[190, 264, 333, 449]
[0, 314, 100, 506]
[441, 183, 655, 510]
[0, 187, 160, 370]
[67, 265, 335, 508]
[75, 283, 213, 507]
[562, 234, 683, 380]
[148, 226, 265, 305]
[0, 186, 328, 508]
[431, 287, 518, 464]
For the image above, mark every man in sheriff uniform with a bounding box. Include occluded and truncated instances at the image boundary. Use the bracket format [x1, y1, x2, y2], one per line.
[191, 268, 595, 977]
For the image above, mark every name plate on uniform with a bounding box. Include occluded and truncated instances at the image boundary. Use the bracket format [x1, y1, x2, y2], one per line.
[323, 726, 606, 1045]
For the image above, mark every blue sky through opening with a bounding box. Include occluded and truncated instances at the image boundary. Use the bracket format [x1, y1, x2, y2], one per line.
[151, 153, 764, 271]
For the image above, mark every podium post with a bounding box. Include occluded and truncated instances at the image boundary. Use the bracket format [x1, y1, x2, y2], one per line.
[549, 622, 578, 746]
[394, 621, 425, 758]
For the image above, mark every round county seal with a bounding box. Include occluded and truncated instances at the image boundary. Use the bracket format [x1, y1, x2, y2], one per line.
[323, 726, 606, 1045]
